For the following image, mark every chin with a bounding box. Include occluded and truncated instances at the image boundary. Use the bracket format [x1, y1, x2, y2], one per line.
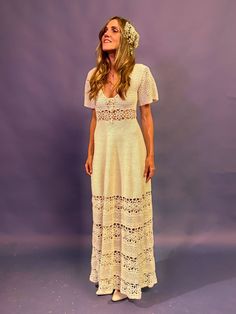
[103, 46, 113, 50]
[102, 47, 117, 53]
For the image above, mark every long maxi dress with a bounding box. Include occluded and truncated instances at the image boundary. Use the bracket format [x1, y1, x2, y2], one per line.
[84, 63, 159, 300]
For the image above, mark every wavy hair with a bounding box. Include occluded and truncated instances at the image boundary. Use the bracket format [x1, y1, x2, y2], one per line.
[88, 16, 136, 101]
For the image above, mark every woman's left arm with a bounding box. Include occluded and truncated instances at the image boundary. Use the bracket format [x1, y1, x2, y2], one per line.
[140, 104, 157, 182]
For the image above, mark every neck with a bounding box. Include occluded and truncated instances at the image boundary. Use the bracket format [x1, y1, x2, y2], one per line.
[107, 51, 116, 71]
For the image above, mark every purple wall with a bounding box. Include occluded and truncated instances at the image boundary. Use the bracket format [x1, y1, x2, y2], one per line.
[0, 0, 235, 244]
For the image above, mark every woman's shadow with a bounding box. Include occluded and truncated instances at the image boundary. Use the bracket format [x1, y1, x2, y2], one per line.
[131, 244, 236, 307]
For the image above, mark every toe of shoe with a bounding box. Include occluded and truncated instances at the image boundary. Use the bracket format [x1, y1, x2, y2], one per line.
[112, 293, 128, 301]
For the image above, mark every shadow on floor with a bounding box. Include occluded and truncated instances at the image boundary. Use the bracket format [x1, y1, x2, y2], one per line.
[133, 245, 236, 308]
[0, 244, 235, 312]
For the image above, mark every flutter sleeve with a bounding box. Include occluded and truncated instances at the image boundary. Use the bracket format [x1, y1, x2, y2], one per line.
[138, 65, 159, 106]
[84, 68, 96, 109]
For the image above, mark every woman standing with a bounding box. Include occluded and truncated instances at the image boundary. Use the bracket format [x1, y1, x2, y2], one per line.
[84, 16, 159, 301]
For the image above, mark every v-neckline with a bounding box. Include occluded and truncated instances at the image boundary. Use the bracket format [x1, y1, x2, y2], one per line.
[101, 89, 119, 100]
[100, 64, 137, 100]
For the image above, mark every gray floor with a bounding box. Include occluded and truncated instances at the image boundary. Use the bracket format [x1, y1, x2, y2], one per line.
[0, 244, 236, 314]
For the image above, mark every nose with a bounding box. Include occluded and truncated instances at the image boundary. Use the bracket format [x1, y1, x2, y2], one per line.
[104, 29, 111, 37]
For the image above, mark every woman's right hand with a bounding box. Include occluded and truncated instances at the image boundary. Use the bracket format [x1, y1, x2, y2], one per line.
[85, 155, 93, 176]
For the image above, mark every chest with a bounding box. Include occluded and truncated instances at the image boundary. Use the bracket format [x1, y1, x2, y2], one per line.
[102, 72, 119, 98]
[97, 75, 140, 108]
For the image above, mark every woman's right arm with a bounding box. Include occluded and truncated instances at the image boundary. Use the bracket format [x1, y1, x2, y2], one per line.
[85, 109, 97, 176]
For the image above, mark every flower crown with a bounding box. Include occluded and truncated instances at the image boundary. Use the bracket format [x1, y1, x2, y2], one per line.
[123, 21, 140, 54]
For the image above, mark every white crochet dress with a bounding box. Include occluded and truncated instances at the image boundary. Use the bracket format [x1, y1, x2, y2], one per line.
[84, 63, 159, 299]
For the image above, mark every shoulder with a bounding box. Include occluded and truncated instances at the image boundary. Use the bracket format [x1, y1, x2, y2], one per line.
[134, 63, 151, 72]
[133, 63, 152, 79]
[133, 64, 155, 84]
[86, 67, 96, 80]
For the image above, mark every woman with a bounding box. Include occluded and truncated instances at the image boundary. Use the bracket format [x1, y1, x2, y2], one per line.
[84, 16, 159, 301]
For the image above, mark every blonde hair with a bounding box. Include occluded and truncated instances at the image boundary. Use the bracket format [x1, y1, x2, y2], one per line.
[89, 16, 137, 101]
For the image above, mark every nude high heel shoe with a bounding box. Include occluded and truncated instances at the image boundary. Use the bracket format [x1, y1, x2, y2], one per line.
[96, 290, 113, 295]
[111, 289, 128, 302]
[96, 289, 114, 296]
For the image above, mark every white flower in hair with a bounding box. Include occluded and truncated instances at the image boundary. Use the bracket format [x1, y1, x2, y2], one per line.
[123, 21, 140, 53]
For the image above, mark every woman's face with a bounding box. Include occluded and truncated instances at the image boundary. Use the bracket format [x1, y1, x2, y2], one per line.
[101, 19, 121, 52]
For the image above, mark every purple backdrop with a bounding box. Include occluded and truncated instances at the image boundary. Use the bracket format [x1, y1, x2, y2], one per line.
[0, 0, 235, 248]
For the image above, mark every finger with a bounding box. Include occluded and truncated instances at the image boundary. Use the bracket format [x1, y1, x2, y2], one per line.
[145, 168, 150, 182]
[89, 163, 93, 174]
[146, 169, 155, 182]
[146, 174, 152, 182]
[85, 162, 91, 176]
[146, 172, 151, 182]
[143, 165, 148, 177]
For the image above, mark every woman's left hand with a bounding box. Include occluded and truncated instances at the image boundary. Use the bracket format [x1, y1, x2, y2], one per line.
[144, 156, 156, 182]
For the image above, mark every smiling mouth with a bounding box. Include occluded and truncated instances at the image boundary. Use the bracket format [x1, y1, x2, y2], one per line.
[103, 40, 112, 43]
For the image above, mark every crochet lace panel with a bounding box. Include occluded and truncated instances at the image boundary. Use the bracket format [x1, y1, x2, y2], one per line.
[89, 191, 158, 299]
[96, 108, 136, 122]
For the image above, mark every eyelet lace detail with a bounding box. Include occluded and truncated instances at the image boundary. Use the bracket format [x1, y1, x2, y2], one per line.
[96, 108, 136, 121]
[89, 191, 158, 299]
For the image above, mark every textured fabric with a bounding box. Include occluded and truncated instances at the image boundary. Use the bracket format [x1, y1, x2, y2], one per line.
[84, 63, 159, 299]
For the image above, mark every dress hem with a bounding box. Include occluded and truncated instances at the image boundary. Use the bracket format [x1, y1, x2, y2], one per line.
[89, 276, 159, 300]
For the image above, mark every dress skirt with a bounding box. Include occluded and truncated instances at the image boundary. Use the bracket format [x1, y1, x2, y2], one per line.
[89, 117, 158, 299]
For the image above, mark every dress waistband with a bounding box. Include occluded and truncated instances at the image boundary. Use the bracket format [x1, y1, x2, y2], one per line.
[96, 108, 136, 122]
